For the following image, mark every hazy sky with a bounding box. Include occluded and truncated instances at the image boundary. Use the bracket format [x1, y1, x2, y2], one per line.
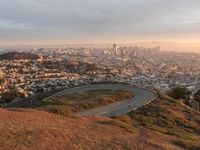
[0, 0, 200, 49]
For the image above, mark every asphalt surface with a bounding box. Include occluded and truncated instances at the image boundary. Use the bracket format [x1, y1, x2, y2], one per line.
[45, 84, 157, 117]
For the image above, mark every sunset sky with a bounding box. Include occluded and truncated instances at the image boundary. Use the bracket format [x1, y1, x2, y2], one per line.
[0, 0, 200, 51]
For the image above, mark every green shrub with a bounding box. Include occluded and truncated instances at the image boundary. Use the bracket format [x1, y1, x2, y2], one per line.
[168, 86, 191, 99]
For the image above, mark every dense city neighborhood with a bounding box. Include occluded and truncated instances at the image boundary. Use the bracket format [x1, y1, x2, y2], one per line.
[0, 45, 200, 109]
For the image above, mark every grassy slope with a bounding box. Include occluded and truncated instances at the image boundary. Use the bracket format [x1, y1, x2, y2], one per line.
[127, 94, 200, 150]
[34, 90, 133, 116]
[0, 94, 200, 150]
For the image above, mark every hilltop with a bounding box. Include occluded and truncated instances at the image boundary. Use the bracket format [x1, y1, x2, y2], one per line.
[0, 94, 200, 150]
[0, 52, 41, 60]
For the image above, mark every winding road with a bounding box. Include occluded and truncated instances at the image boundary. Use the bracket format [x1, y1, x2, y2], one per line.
[45, 84, 157, 117]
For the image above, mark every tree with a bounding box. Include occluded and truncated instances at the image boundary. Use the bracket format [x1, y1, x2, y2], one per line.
[2, 87, 18, 103]
[168, 86, 191, 99]
[194, 89, 200, 103]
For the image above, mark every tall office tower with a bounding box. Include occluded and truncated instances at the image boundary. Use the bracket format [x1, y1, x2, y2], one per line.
[113, 43, 117, 50]
[113, 43, 119, 55]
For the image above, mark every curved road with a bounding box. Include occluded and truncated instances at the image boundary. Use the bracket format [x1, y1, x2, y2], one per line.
[45, 84, 157, 117]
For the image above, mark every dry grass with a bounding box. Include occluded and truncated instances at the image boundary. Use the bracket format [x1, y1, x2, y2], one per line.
[35, 90, 133, 116]
[0, 108, 179, 150]
[97, 119, 136, 133]
[1, 93, 200, 150]
[128, 95, 200, 150]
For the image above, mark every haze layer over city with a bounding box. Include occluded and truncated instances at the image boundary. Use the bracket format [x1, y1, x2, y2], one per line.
[0, 1, 200, 150]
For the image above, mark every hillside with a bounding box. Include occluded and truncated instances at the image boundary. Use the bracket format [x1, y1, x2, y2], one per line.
[128, 94, 200, 150]
[0, 52, 41, 60]
[0, 94, 200, 150]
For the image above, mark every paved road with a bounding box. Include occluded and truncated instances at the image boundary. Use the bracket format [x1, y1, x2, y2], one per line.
[45, 84, 157, 117]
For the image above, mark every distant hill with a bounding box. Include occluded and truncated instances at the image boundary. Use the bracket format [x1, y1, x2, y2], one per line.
[0, 52, 41, 60]
[0, 94, 199, 150]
